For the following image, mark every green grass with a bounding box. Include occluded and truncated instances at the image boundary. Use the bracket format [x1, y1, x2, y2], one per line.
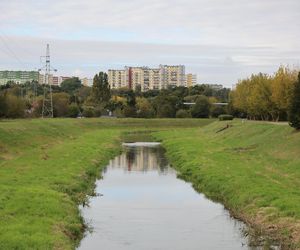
[154, 120, 300, 248]
[0, 118, 213, 249]
[1, 118, 299, 248]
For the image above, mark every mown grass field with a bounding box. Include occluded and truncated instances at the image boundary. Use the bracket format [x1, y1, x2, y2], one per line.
[154, 120, 300, 248]
[0, 118, 213, 249]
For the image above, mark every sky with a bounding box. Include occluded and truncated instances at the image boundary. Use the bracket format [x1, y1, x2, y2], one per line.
[0, 0, 299, 87]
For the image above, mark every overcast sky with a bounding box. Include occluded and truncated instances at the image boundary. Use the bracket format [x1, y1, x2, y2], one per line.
[0, 0, 299, 87]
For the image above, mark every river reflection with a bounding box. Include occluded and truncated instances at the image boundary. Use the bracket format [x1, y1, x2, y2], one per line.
[103, 143, 168, 173]
[78, 143, 257, 250]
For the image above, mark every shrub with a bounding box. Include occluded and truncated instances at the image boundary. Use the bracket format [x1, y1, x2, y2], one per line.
[218, 114, 234, 121]
[122, 106, 137, 117]
[68, 103, 80, 118]
[157, 104, 176, 118]
[82, 107, 95, 117]
[176, 109, 191, 118]
[211, 105, 226, 118]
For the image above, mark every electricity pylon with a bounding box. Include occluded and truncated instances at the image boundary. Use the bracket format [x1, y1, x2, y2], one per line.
[39, 44, 56, 118]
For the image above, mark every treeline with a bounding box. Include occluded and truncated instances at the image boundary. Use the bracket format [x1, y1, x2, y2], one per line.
[230, 66, 299, 122]
[0, 72, 230, 119]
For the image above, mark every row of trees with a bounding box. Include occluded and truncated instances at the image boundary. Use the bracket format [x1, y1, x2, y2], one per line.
[0, 72, 230, 119]
[230, 66, 299, 121]
[1, 67, 299, 129]
[230, 66, 300, 129]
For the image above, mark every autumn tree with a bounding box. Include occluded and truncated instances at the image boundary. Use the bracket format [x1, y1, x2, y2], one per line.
[136, 97, 154, 118]
[271, 66, 298, 121]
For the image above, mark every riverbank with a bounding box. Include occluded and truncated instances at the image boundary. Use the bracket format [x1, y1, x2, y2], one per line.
[0, 118, 212, 249]
[154, 120, 300, 249]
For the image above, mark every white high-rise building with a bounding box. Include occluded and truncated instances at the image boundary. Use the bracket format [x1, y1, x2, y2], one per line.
[108, 69, 127, 89]
[159, 65, 186, 88]
[108, 65, 186, 91]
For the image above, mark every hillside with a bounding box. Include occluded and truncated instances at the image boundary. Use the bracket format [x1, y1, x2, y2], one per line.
[155, 120, 300, 248]
[0, 118, 212, 249]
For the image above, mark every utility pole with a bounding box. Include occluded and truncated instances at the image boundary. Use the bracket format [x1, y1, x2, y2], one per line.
[39, 44, 56, 118]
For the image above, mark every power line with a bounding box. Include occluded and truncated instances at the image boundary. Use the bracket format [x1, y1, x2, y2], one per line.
[0, 32, 26, 68]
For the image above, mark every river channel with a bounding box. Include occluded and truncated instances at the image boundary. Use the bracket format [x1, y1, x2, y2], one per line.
[78, 142, 258, 250]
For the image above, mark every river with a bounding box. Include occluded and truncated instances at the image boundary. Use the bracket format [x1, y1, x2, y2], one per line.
[78, 142, 257, 250]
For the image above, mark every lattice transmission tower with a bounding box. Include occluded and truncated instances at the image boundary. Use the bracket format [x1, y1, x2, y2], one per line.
[39, 44, 57, 118]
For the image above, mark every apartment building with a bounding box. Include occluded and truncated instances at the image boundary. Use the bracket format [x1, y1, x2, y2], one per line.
[81, 77, 93, 87]
[0, 70, 39, 85]
[108, 69, 127, 89]
[185, 74, 197, 87]
[39, 75, 71, 85]
[159, 65, 185, 88]
[108, 65, 186, 91]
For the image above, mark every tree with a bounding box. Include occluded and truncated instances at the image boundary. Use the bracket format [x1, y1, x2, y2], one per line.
[60, 77, 82, 94]
[52, 93, 70, 117]
[288, 73, 300, 129]
[271, 66, 298, 121]
[120, 90, 137, 117]
[191, 95, 211, 118]
[91, 72, 111, 104]
[136, 97, 154, 118]
[152, 93, 180, 118]
[4, 94, 25, 118]
[0, 93, 7, 117]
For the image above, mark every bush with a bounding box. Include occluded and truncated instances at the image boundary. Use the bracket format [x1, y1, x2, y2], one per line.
[218, 114, 234, 121]
[68, 103, 80, 118]
[157, 104, 176, 118]
[176, 109, 191, 118]
[82, 107, 95, 117]
[211, 105, 226, 118]
[122, 106, 137, 117]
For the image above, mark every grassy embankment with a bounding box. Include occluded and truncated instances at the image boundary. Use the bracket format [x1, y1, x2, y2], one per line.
[155, 120, 300, 248]
[0, 118, 212, 249]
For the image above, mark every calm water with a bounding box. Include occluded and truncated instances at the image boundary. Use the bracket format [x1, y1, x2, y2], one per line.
[78, 143, 255, 250]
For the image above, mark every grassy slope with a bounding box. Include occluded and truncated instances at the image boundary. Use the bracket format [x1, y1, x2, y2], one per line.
[0, 118, 213, 249]
[155, 120, 300, 248]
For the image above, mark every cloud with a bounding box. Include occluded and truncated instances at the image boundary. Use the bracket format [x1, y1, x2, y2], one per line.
[0, 0, 299, 86]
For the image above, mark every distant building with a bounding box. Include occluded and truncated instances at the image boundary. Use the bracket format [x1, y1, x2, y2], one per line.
[108, 65, 186, 92]
[39, 75, 71, 86]
[108, 69, 127, 89]
[0, 70, 39, 85]
[81, 77, 93, 87]
[159, 65, 186, 89]
[185, 74, 197, 87]
[209, 84, 223, 90]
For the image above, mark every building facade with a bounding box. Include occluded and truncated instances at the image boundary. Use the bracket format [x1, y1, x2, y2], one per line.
[108, 69, 127, 89]
[159, 65, 185, 89]
[108, 65, 186, 92]
[39, 75, 71, 85]
[0, 70, 39, 85]
[185, 74, 197, 87]
[81, 77, 93, 87]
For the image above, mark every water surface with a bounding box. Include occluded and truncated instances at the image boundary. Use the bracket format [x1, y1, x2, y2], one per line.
[78, 143, 254, 250]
